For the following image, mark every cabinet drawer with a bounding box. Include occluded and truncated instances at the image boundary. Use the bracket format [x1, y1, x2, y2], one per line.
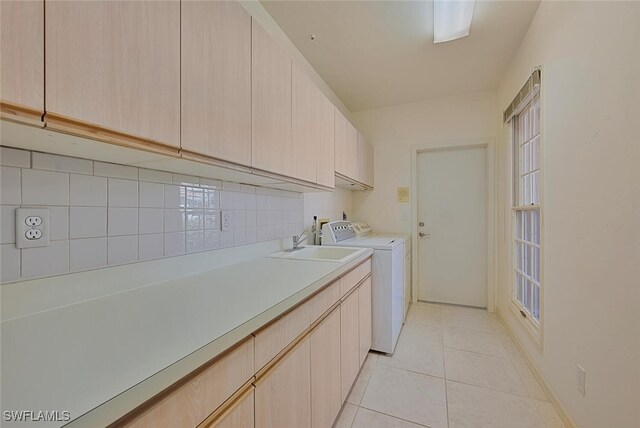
[122, 338, 254, 428]
[340, 258, 371, 297]
[254, 302, 311, 370]
[309, 280, 340, 322]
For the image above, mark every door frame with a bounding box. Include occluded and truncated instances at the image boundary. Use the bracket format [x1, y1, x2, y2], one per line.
[410, 138, 496, 312]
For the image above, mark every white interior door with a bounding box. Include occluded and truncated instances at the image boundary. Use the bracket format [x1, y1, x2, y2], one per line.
[417, 146, 486, 307]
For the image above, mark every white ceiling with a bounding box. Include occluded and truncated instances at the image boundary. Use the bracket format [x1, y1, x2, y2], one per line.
[262, 0, 540, 112]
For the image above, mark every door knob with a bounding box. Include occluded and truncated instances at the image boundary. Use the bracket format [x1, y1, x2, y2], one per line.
[418, 221, 425, 227]
[419, 232, 430, 238]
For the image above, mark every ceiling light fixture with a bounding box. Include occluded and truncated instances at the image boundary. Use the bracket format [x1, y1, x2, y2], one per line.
[433, 0, 476, 44]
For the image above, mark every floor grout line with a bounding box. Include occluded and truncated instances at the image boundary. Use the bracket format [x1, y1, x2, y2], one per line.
[356, 404, 433, 428]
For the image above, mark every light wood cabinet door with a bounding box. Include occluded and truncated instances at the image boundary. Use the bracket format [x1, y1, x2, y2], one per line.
[255, 337, 311, 428]
[251, 19, 292, 177]
[0, 0, 44, 122]
[334, 109, 349, 176]
[347, 122, 359, 181]
[315, 91, 335, 188]
[205, 387, 254, 428]
[181, 0, 251, 165]
[357, 132, 374, 187]
[358, 277, 372, 365]
[310, 308, 342, 428]
[340, 289, 360, 402]
[291, 63, 318, 183]
[45, 0, 180, 147]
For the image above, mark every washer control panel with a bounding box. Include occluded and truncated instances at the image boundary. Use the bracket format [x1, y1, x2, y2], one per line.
[321, 221, 355, 243]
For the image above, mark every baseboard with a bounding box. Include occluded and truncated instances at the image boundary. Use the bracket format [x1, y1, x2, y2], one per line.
[496, 309, 578, 428]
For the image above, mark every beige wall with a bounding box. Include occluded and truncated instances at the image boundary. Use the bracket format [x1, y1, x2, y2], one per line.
[351, 91, 497, 233]
[303, 187, 353, 235]
[495, 2, 640, 428]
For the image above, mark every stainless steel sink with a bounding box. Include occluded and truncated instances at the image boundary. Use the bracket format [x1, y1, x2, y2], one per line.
[268, 246, 365, 263]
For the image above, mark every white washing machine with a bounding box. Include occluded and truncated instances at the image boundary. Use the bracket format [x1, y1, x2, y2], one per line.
[322, 221, 408, 354]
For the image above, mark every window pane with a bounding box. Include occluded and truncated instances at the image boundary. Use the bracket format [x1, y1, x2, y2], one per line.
[523, 111, 530, 141]
[533, 285, 540, 320]
[523, 175, 530, 205]
[531, 136, 540, 170]
[532, 210, 540, 244]
[533, 101, 540, 134]
[533, 246, 540, 282]
[524, 280, 532, 312]
[523, 142, 530, 173]
[524, 244, 531, 276]
[516, 242, 523, 271]
[531, 171, 540, 205]
[516, 212, 522, 240]
[523, 211, 531, 242]
[516, 273, 522, 303]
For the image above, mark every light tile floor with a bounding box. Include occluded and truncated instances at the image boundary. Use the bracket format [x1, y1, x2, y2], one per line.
[334, 302, 566, 428]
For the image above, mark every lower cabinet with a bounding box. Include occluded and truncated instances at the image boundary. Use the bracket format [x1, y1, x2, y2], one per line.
[310, 308, 342, 428]
[205, 387, 254, 428]
[358, 277, 372, 366]
[340, 289, 360, 402]
[255, 337, 311, 428]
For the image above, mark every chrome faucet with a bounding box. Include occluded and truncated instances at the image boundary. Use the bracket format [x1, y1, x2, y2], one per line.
[289, 231, 308, 251]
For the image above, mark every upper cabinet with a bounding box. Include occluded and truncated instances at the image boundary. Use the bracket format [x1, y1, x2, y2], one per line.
[334, 109, 349, 176]
[0, 0, 44, 124]
[347, 122, 359, 181]
[181, 0, 251, 165]
[292, 63, 335, 187]
[251, 19, 292, 177]
[45, 0, 181, 149]
[358, 131, 374, 187]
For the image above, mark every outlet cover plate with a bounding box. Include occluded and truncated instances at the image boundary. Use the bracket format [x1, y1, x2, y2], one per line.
[16, 208, 50, 249]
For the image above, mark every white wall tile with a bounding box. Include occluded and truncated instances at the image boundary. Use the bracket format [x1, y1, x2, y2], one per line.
[164, 232, 185, 256]
[256, 210, 267, 227]
[139, 182, 164, 208]
[22, 240, 69, 278]
[233, 228, 246, 246]
[164, 185, 184, 209]
[186, 230, 204, 253]
[32, 153, 92, 175]
[204, 230, 220, 250]
[186, 210, 203, 231]
[94, 162, 138, 180]
[138, 168, 172, 184]
[139, 208, 164, 234]
[70, 238, 107, 271]
[108, 207, 138, 236]
[204, 211, 218, 230]
[0, 147, 30, 168]
[204, 189, 219, 210]
[245, 210, 257, 228]
[200, 178, 221, 189]
[70, 207, 107, 238]
[108, 235, 138, 265]
[164, 209, 185, 233]
[1, 243, 20, 282]
[172, 174, 199, 186]
[233, 192, 246, 209]
[220, 230, 234, 248]
[22, 169, 69, 206]
[139, 233, 164, 261]
[266, 195, 281, 211]
[220, 191, 234, 209]
[186, 187, 204, 209]
[1, 166, 21, 204]
[256, 195, 266, 210]
[1, 206, 17, 244]
[245, 227, 257, 244]
[108, 178, 138, 207]
[70, 174, 107, 206]
[233, 210, 245, 229]
[245, 193, 257, 210]
[49, 206, 69, 241]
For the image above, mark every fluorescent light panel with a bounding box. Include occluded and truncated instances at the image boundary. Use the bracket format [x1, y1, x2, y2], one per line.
[434, 0, 476, 43]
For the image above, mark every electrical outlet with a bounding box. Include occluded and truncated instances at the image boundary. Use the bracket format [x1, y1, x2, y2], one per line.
[16, 208, 50, 249]
[577, 364, 586, 395]
[221, 211, 232, 231]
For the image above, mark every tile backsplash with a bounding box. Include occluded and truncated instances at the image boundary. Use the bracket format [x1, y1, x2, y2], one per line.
[0, 147, 304, 283]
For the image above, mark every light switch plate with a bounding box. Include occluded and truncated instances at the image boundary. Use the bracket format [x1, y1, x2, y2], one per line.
[16, 207, 50, 248]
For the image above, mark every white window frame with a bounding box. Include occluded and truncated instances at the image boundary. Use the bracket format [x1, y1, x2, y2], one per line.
[509, 90, 544, 344]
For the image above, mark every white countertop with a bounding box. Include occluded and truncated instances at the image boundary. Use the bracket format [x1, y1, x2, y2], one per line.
[1, 245, 372, 428]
